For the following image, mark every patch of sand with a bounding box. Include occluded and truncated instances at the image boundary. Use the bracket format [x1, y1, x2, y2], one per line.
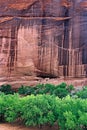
[0, 123, 58, 130]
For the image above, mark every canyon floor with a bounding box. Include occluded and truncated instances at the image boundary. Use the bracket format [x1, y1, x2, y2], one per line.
[0, 123, 58, 130]
[0, 76, 87, 130]
[0, 76, 87, 89]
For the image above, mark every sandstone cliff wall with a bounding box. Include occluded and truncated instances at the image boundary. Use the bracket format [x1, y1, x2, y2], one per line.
[0, 0, 87, 79]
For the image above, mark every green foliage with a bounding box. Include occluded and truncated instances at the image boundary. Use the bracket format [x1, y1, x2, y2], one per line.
[0, 84, 14, 94]
[1, 82, 87, 130]
[18, 83, 74, 98]
[18, 85, 34, 95]
[20, 95, 57, 126]
[0, 93, 6, 121]
[75, 86, 87, 99]
[53, 83, 68, 98]
[54, 96, 87, 130]
[0, 83, 74, 98]
[0, 93, 21, 122]
[43, 84, 55, 94]
[67, 84, 74, 93]
[4, 94, 21, 122]
[0, 94, 87, 129]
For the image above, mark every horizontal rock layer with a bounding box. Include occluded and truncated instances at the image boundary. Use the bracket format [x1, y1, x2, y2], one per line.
[0, 0, 87, 79]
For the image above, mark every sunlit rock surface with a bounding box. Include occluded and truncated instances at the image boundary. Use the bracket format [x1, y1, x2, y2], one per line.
[0, 0, 87, 82]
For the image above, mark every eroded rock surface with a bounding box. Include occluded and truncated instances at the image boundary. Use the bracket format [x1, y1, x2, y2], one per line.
[0, 0, 87, 82]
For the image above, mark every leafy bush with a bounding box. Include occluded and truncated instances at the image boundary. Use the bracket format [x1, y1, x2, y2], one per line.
[0, 83, 74, 98]
[53, 83, 68, 98]
[43, 84, 55, 94]
[18, 85, 34, 95]
[0, 93, 6, 121]
[0, 94, 87, 129]
[18, 83, 74, 98]
[0, 84, 14, 94]
[75, 86, 87, 99]
[21, 95, 87, 130]
[0, 93, 21, 122]
[67, 84, 75, 93]
[4, 94, 21, 122]
[20, 95, 59, 127]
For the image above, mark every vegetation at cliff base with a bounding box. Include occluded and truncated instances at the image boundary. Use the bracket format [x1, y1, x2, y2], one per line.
[0, 83, 87, 129]
[0, 83, 74, 98]
[0, 94, 87, 130]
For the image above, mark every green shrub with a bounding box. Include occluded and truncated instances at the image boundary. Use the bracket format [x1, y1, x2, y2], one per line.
[56, 96, 87, 130]
[43, 84, 55, 94]
[18, 83, 74, 98]
[53, 83, 74, 98]
[0, 93, 21, 123]
[18, 85, 30, 95]
[0, 84, 14, 94]
[20, 95, 87, 129]
[0, 93, 6, 121]
[0, 83, 74, 98]
[0, 94, 87, 129]
[4, 94, 21, 122]
[33, 84, 45, 95]
[67, 84, 74, 93]
[20, 95, 58, 127]
[53, 86, 69, 98]
[75, 86, 87, 99]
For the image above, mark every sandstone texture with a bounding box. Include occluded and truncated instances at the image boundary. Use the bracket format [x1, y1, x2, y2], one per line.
[0, 0, 87, 82]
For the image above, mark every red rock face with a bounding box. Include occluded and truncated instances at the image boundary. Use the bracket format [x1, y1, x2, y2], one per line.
[0, 0, 87, 78]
